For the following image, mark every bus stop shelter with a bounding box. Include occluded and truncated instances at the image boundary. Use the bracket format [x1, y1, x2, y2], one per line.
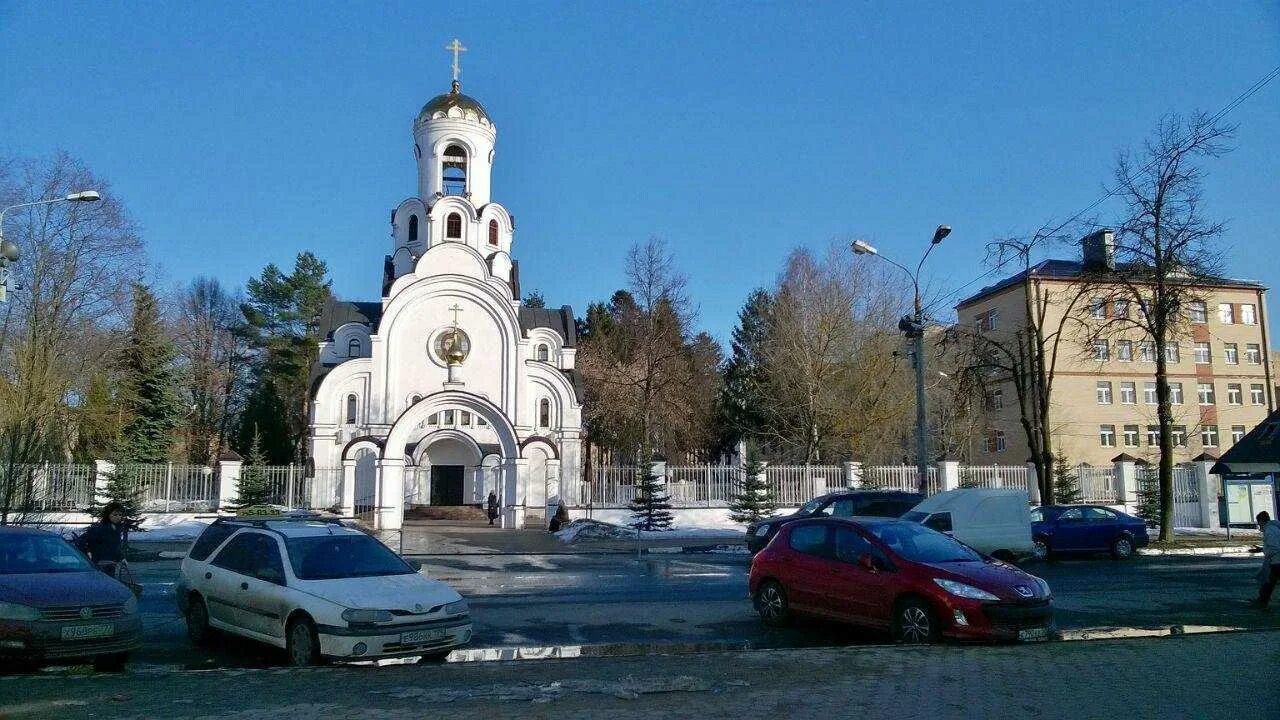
[1211, 410, 1280, 527]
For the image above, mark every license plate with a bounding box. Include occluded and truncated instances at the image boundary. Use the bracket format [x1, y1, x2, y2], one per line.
[1018, 627, 1049, 642]
[400, 628, 447, 644]
[61, 623, 113, 641]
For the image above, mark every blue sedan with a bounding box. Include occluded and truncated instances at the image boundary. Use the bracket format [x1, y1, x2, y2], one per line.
[1031, 505, 1150, 560]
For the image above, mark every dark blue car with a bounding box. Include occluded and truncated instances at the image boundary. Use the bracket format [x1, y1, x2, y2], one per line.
[1031, 505, 1150, 560]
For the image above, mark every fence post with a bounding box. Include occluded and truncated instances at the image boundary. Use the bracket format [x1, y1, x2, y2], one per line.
[1114, 455, 1138, 514]
[939, 461, 960, 492]
[841, 461, 855, 489]
[1191, 454, 1220, 529]
[1026, 461, 1041, 505]
[341, 458, 358, 517]
[216, 452, 244, 512]
[93, 460, 115, 508]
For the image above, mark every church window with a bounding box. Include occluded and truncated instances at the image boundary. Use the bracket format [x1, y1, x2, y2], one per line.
[538, 398, 551, 428]
[461, 411, 472, 427]
[477, 416, 488, 426]
[345, 394, 358, 424]
[443, 409, 455, 425]
[536, 344, 549, 362]
[428, 412, 439, 426]
[488, 219, 499, 246]
[408, 214, 419, 243]
[347, 338, 360, 357]
[446, 213, 462, 239]
[442, 144, 467, 196]
[410, 394, 422, 405]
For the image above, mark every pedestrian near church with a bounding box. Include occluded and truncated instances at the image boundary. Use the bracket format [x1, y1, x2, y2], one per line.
[75, 502, 131, 572]
[1252, 511, 1280, 609]
[486, 491, 500, 526]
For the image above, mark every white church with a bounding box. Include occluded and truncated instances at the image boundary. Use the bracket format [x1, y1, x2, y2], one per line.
[308, 45, 584, 530]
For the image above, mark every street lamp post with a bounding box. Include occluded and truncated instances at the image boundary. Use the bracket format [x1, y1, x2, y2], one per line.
[0, 191, 101, 302]
[853, 225, 951, 494]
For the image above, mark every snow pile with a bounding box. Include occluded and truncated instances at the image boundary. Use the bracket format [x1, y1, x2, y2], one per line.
[555, 518, 745, 544]
[136, 516, 212, 541]
[554, 519, 634, 543]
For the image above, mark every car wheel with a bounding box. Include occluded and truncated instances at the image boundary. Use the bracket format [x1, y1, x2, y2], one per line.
[893, 598, 938, 644]
[755, 580, 790, 627]
[1032, 538, 1050, 561]
[185, 595, 213, 646]
[286, 616, 322, 667]
[92, 653, 129, 672]
[1111, 536, 1134, 560]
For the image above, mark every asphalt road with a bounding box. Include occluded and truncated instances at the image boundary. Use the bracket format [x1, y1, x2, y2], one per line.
[29, 549, 1275, 675]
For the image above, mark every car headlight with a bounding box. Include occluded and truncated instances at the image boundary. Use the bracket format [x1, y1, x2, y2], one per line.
[0, 601, 40, 621]
[1032, 576, 1051, 597]
[754, 525, 771, 537]
[443, 599, 468, 616]
[933, 578, 1000, 601]
[342, 608, 395, 624]
[123, 595, 139, 615]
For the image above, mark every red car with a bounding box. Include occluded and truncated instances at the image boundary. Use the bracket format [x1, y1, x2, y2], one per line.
[748, 517, 1054, 643]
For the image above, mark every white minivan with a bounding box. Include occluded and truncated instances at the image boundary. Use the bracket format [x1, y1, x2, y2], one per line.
[902, 489, 1034, 562]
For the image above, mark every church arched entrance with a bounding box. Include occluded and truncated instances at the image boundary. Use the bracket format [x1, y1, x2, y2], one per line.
[411, 432, 482, 507]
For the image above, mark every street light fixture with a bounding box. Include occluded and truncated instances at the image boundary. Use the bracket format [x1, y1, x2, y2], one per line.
[0, 189, 101, 302]
[851, 226, 953, 493]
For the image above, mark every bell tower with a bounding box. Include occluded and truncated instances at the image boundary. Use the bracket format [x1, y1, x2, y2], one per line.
[412, 39, 496, 207]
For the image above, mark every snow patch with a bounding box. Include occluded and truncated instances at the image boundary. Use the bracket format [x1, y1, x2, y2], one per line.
[555, 518, 745, 544]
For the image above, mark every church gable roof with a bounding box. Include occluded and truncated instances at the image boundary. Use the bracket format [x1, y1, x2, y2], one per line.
[519, 306, 577, 348]
[319, 298, 383, 339]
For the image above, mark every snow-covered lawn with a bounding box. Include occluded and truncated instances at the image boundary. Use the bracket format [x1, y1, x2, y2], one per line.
[555, 518, 746, 544]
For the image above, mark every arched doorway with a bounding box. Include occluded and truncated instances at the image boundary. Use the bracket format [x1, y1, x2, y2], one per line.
[354, 448, 377, 513]
[416, 433, 482, 507]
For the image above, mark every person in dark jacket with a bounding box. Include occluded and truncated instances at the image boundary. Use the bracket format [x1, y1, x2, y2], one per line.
[548, 504, 570, 533]
[76, 502, 131, 568]
[486, 491, 500, 526]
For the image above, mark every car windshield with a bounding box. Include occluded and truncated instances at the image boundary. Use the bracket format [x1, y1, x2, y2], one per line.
[285, 534, 415, 580]
[864, 522, 982, 564]
[798, 498, 826, 515]
[0, 534, 95, 574]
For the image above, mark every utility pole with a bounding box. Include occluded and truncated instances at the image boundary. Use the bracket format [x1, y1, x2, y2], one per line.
[853, 224, 952, 494]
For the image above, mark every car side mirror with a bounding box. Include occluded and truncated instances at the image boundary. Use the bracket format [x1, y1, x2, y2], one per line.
[407, 558, 424, 572]
[858, 553, 878, 573]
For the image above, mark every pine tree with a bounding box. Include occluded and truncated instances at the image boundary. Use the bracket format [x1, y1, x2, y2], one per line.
[1052, 453, 1082, 505]
[92, 469, 144, 519]
[729, 443, 776, 524]
[1134, 466, 1160, 524]
[117, 283, 183, 465]
[959, 466, 982, 489]
[232, 427, 272, 510]
[629, 448, 673, 531]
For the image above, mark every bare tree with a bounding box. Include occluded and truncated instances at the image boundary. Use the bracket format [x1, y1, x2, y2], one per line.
[1079, 113, 1234, 541]
[0, 153, 143, 521]
[173, 276, 249, 466]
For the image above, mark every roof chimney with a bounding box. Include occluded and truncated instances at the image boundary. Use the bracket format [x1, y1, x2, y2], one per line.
[1081, 229, 1115, 271]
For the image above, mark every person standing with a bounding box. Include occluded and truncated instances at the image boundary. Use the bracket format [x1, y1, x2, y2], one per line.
[75, 502, 131, 574]
[1252, 510, 1280, 609]
[486, 491, 499, 527]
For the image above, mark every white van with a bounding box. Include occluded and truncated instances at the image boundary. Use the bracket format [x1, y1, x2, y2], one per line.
[902, 489, 1034, 561]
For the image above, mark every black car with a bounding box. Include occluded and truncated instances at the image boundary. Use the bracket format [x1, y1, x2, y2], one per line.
[744, 490, 924, 553]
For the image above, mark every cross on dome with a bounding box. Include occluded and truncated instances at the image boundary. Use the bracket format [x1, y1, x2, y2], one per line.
[446, 39, 467, 84]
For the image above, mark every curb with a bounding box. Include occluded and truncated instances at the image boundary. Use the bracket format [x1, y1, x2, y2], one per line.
[1140, 545, 1255, 557]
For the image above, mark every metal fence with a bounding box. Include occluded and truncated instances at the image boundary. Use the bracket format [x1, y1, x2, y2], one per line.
[862, 465, 940, 494]
[763, 465, 843, 505]
[1, 464, 97, 511]
[130, 464, 219, 512]
[666, 464, 743, 507]
[1076, 464, 1118, 504]
[258, 465, 342, 510]
[959, 464, 1029, 491]
[1137, 464, 1202, 527]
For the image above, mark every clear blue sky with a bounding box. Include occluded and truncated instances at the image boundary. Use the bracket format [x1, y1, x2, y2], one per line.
[3, 2, 1278, 342]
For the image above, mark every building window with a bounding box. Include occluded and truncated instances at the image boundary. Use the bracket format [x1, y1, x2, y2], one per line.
[1163, 343, 1180, 363]
[1113, 299, 1129, 318]
[1224, 343, 1239, 365]
[1201, 425, 1220, 448]
[442, 144, 468, 196]
[1099, 425, 1116, 447]
[1092, 340, 1109, 361]
[991, 388, 1003, 410]
[410, 394, 422, 405]
[408, 214, 419, 243]
[443, 409, 455, 425]
[1187, 301, 1207, 323]
[477, 416, 488, 426]
[536, 344, 549, 362]
[1096, 381, 1113, 404]
[1144, 382, 1157, 405]
[995, 430, 1006, 453]
[460, 410, 472, 427]
[428, 412, 439, 425]
[1147, 425, 1160, 446]
[446, 212, 462, 239]
[1246, 343, 1262, 364]
[986, 310, 999, 331]
[538, 398, 551, 428]
[1116, 340, 1133, 362]
[1119, 381, 1136, 404]
[1091, 298, 1106, 319]
[1172, 425, 1188, 447]
[1232, 425, 1247, 444]
[348, 338, 360, 357]
[345, 394, 357, 424]
[1194, 342, 1211, 364]
[1170, 382, 1184, 405]
[1138, 341, 1156, 362]
[1197, 382, 1215, 405]
[1251, 384, 1266, 405]
[488, 219, 499, 246]
[1241, 304, 1257, 324]
[1218, 303, 1234, 324]
[1123, 424, 1140, 447]
[1227, 383, 1243, 405]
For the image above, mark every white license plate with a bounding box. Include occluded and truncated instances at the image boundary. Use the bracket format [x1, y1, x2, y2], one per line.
[400, 628, 447, 644]
[61, 623, 113, 641]
[1018, 627, 1049, 642]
